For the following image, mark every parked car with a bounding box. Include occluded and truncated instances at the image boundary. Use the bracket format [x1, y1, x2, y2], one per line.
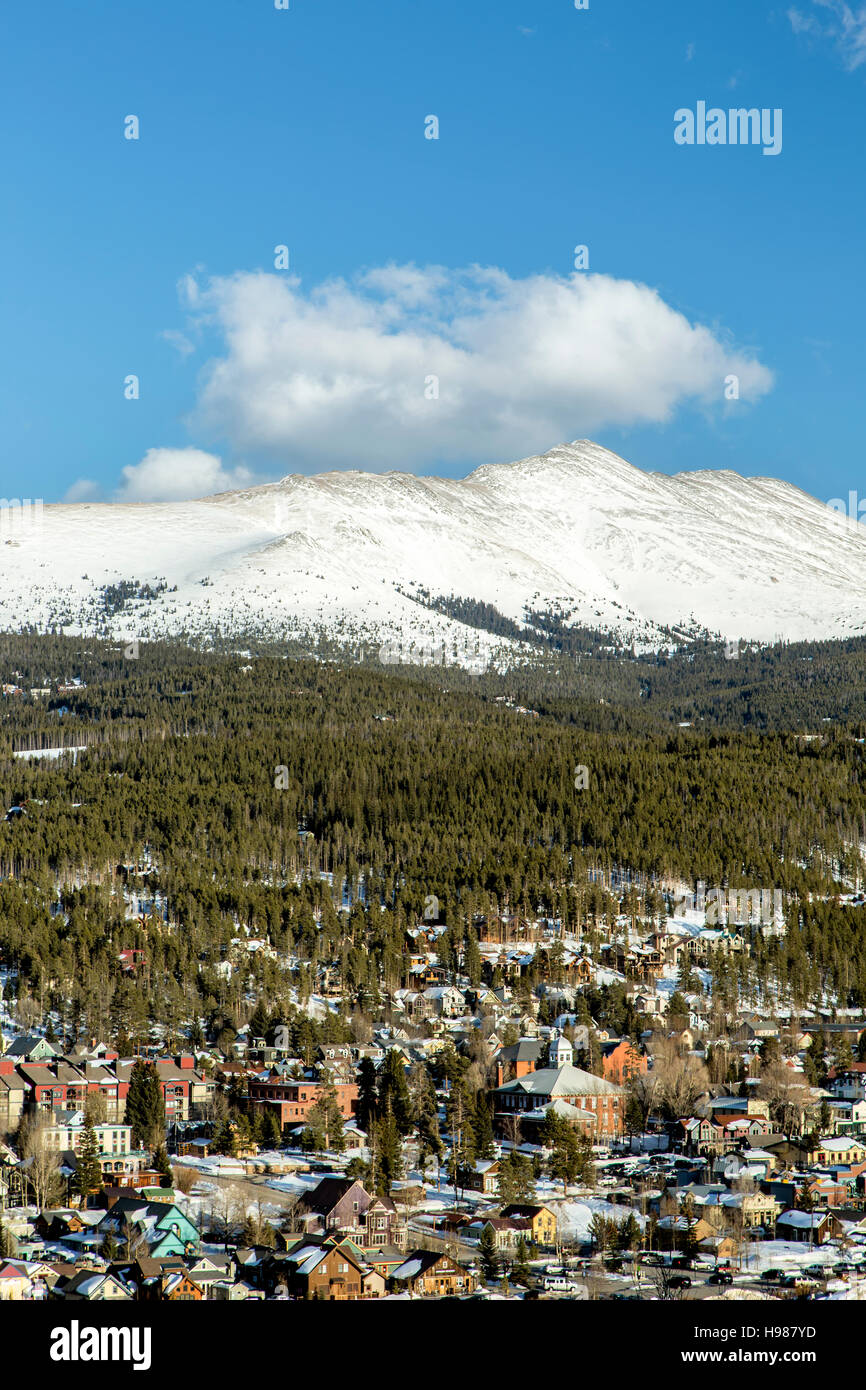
[760, 1269, 782, 1283]
[804, 1265, 827, 1279]
[668, 1275, 691, 1289]
[542, 1275, 578, 1293]
[640, 1253, 664, 1266]
[708, 1271, 733, 1285]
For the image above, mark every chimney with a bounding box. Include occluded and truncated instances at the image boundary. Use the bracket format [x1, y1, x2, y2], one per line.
[176, 1054, 195, 1070]
[0, 1058, 14, 1075]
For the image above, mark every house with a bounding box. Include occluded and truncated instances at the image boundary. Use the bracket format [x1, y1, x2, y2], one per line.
[692, 1189, 780, 1235]
[498, 1203, 558, 1248]
[466, 1216, 528, 1252]
[812, 1136, 866, 1167]
[459, 1159, 501, 1195]
[807, 1177, 849, 1208]
[35, 1210, 94, 1242]
[0, 1061, 27, 1134]
[97, 1198, 200, 1259]
[827, 1097, 866, 1136]
[361, 1245, 408, 1280]
[294, 1177, 406, 1247]
[655, 1215, 715, 1251]
[117, 949, 145, 974]
[278, 1239, 377, 1300]
[40, 1114, 134, 1159]
[184, 1254, 233, 1295]
[422, 987, 466, 1018]
[54, 1270, 134, 1301]
[160, 1270, 204, 1301]
[390, 1249, 477, 1297]
[828, 1065, 866, 1102]
[2, 1034, 58, 1063]
[6, 1050, 214, 1124]
[0, 1260, 41, 1300]
[775, 1210, 842, 1245]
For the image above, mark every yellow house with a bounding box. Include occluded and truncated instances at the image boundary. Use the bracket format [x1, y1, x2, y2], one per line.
[500, 1203, 558, 1247]
[814, 1136, 866, 1166]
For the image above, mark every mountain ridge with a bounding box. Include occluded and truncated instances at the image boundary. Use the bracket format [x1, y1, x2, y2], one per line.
[4, 440, 864, 660]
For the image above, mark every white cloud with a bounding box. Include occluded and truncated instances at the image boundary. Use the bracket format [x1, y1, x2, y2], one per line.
[685, 41, 695, 61]
[64, 479, 103, 503]
[789, 1, 866, 68]
[161, 328, 195, 358]
[177, 264, 773, 474]
[115, 448, 256, 503]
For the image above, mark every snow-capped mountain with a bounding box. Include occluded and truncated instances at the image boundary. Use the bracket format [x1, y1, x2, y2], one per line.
[3, 440, 865, 661]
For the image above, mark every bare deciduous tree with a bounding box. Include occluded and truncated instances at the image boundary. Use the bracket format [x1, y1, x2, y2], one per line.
[18, 1115, 63, 1211]
[757, 1062, 807, 1135]
[650, 1037, 710, 1119]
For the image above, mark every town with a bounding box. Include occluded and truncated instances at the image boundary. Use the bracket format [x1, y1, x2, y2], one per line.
[3, 875, 866, 1304]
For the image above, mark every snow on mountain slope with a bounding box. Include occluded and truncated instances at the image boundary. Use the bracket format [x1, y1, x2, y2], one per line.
[1, 440, 864, 660]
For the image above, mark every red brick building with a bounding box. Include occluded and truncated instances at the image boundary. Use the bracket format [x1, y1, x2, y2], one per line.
[601, 1038, 647, 1085]
[493, 1063, 623, 1141]
[247, 1071, 358, 1126]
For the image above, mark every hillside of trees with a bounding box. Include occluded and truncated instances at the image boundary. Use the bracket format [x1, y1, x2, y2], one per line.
[0, 632, 864, 1047]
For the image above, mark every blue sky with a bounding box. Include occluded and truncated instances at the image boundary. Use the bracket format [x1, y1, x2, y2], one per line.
[2, 0, 865, 504]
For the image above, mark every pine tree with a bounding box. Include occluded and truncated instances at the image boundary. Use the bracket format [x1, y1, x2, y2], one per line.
[478, 1223, 499, 1281]
[100, 1231, 119, 1261]
[464, 928, 482, 988]
[263, 1108, 283, 1148]
[72, 1117, 104, 1201]
[211, 1118, 237, 1157]
[513, 1235, 531, 1285]
[377, 1049, 412, 1135]
[305, 1082, 345, 1153]
[356, 1057, 379, 1130]
[408, 1062, 442, 1161]
[497, 1151, 536, 1204]
[124, 1060, 166, 1150]
[543, 1111, 592, 1194]
[473, 1094, 495, 1161]
[371, 1106, 403, 1196]
[617, 1212, 641, 1253]
[152, 1142, 173, 1188]
[248, 1000, 270, 1041]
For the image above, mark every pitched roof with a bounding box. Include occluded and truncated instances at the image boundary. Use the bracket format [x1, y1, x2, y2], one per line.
[391, 1249, 454, 1280]
[297, 1177, 367, 1216]
[496, 1039, 544, 1063]
[496, 1064, 621, 1097]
